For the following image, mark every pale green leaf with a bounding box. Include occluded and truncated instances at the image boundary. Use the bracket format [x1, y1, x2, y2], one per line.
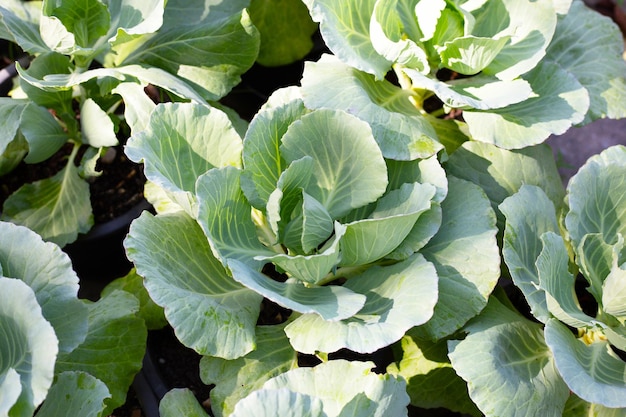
[307, 0, 391, 79]
[386, 155, 448, 203]
[20, 103, 68, 164]
[258, 222, 345, 285]
[232, 389, 326, 417]
[577, 233, 616, 303]
[0, 277, 58, 417]
[499, 185, 560, 323]
[200, 323, 298, 417]
[439, 35, 509, 75]
[463, 60, 590, 149]
[445, 141, 565, 231]
[546, 0, 626, 122]
[545, 319, 626, 408]
[124, 211, 262, 359]
[111, 82, 156, 134]
[0, 221, 87, 353]
[39, 15, 76, 55]
[120, 0, 260, 101]
[449, 301, 570, 417]
[388, 331, 480, 416]
[415, 176, 499, 340]
[159, 389, 210, 417]
[404, 68, 533, 110]
[280, 109, 388, 219]
[370, 0, 429, 72]
[44, 0, 111, 48]
[241, 92, 308, 209]
[602, 259, 626, 321]
[296, 191, 335, 253]
[196, 167, 275, 269]
[538, 232, 596, 328]
[285, 253, 438, 354]
[0, 3, 49, 54]
[249, 0, 317, 66]
[265, 157, 315, 243]
[80, 98, 118, 147]
[258, 359, 410, 416]
[17, 53, 75, 108]
[125, 102, 242, 215]
[105, 0, 164, 43]
[476, 0, 557, 80]
[0, 369, 21, 417]
[17, 61, 121, 92]
[34, 372, 110, 417]
[114, 65, 208, 104]
[339, 182, 435, 266]
[0, 98, 29, 156]
[1, 153, 92, 247]
[301, 55, 442, 161]
[56, 290, 146, 414]
[565, 145, 626, 249]
[227, 258, 366, 321]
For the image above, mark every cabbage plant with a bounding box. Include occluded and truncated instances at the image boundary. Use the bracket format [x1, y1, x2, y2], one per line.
[0, 0, 259, 246]
[0, 220, 147, 416]
[301, 0, 626, 151]
[123, 86, 500, 415]
[391, 143, 626, 416]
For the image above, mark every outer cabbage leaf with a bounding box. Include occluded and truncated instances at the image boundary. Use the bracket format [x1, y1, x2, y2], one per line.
[19, 103, 68, 164]
[227, 259, 366, 321]
[125, 102, 243, 215]
[387, 330, 480, 416]
[565, 145, 626, 249]
[0, 2, 49, 54]
[0, 221, 87, 353]
[413, 176, 499, 340]
[34, 371, 110, 417]
[449, 296, 570, 417]
[285, 253, 438, 354]
[124, 211, 262, 359]
[499, 185, 560, 323]
[445, 141, 565, 231]
[200, 323, 298, 417]
[249, 360, 409, 417]
[280, 109, 388, 219]
[301, 55, 442, 161]
[159, 389, 211, 417]
[119, 0, 260, 101]
[305, 0, 390, 79]
[55, 290, 146, 414]
[1, 155, 93, 247]
[463, 61, 589, 149]
[577, 233, 617, 306]
[231, 389, 325, 417]
[545, 0, 626, 123]
[0, 98, 30, 157]
[0, 277, 58, 417]
[545, 319, 626, 408]
[248, 0, 317, 66]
